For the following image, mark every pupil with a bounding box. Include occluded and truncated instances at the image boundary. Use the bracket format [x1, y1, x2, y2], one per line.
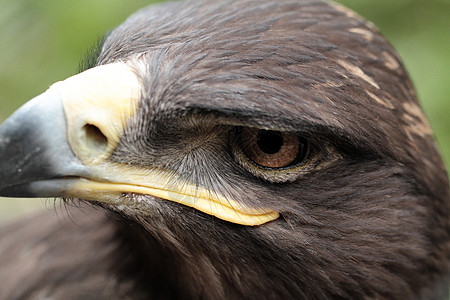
[257, 130, 283, 154]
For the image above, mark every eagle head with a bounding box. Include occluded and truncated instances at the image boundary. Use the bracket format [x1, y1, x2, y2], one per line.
[0, 0, 448, 298]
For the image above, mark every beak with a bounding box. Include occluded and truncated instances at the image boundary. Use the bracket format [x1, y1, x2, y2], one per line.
[0, 63, 139, 197]
[0, 63, 279, 226]
[0, 89, 89, 197]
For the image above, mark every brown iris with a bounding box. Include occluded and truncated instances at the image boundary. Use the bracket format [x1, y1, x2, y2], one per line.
[239, 128, 308, 169]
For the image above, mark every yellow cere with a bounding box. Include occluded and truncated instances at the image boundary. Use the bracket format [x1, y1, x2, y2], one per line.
[50, 63, 142, 164]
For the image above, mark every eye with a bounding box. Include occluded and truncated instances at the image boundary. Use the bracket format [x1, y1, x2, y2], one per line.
[238, 128, 309, 169]
[231, 127, 339, 183]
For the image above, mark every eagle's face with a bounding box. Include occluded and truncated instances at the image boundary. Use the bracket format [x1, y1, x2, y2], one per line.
[0, 0, 448, 298]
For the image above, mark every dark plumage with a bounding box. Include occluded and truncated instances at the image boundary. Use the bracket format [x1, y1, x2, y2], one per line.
[0, 0, 449, 299]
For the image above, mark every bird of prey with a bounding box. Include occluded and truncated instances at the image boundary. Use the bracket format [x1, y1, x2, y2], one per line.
[0, 0, 449, 299]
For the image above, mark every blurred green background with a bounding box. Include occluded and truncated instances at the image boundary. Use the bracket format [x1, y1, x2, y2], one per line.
[0, 0, 449, 224]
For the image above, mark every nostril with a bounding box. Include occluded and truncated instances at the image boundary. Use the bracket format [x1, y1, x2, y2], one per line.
[82, 124, 108, 153]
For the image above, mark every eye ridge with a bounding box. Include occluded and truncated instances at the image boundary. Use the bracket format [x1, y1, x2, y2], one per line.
[239, 127, 309, 170]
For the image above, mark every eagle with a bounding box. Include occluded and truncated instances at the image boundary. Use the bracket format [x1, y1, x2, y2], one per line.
[0, 0, 448, 299]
